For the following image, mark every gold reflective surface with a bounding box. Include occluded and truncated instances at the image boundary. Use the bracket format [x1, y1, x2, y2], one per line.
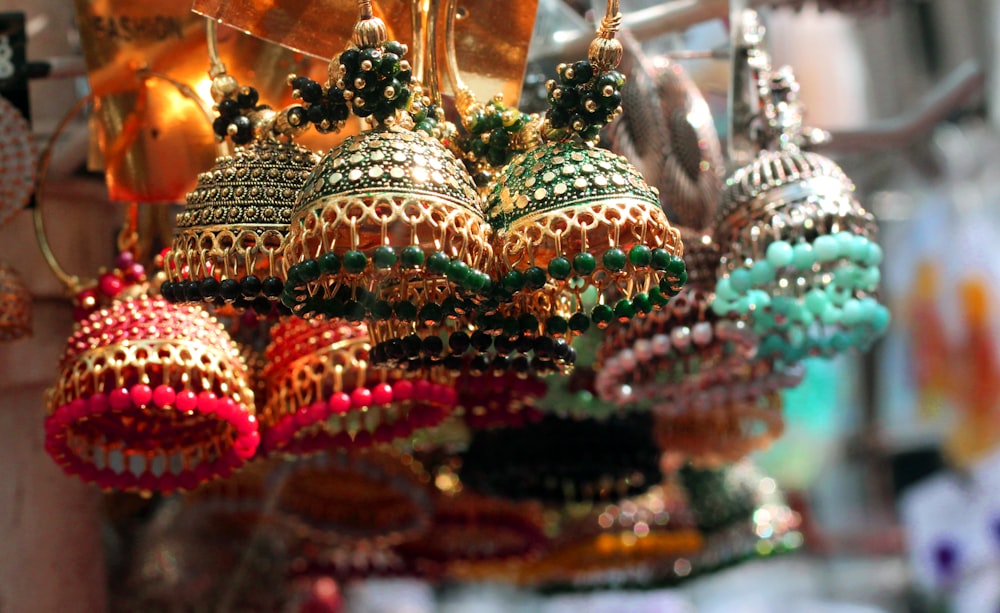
[191, 0, 538, 105]
[75, 0, 329, 203]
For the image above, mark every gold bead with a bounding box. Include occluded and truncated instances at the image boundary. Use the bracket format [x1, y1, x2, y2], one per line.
[210, 74, 240, 103]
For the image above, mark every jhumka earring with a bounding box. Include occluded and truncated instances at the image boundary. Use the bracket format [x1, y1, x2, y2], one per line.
[163, 21, 320, 317]
[712, 12, 889, 362]
[482, 0, 685, 363]
[281, 0, 494, 358]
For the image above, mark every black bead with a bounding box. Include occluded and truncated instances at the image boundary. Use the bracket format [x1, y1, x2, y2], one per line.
[386, 339, 405, 361]
[239, 275, 262, 298]
[515, 335, 534, 354]
[553, 338, 571, 360]
[470, 331, 493, 352]
[444, 355, 464, 372]
[217, 98, 240, 119]
[237, 87, 259, 109]
[402, 334, 422, 358]
[532, 359, 555, 375]
[564, 347, 577, 365]
[219, 279, 240, 302]
[448, 331, 471, 353]
[251, 296, 271, 316]
[524, 266, 547, 290]
[160, 281, 176, 302]
[369, 345, 388, 366]
[299, 80, 323, 104]
[306, 104, 329, 125]
[512, 355, 530, 374]
[469, 354, 490, 375]
[422, 335, 444, 357]
[231, 115, 253, 145]
[533, 336, 555, 358]
[261, 276, 284, 298]
[344, 300, 366, 322]
[183, 281, 201, 302]
[212, 115, 230, 138]
[493, 335, 515, 356]
[491, 355, 511, 373]
[199, 278, 220, 301]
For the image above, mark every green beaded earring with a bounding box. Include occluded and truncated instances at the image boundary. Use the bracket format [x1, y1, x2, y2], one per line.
[281, 0, 495, 362]
[483, 0, 685, 364]
[712, 12, 889, 362]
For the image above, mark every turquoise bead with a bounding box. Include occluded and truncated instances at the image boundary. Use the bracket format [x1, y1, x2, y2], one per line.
[766, 241, 794, 267]
[872, 305, 891, 332]
[842, 298, 863, 325]
[759, 335, 782, 356]
[833, 264, 857, 289]
[830, 332, 851, 352]
[729, 268, 752, 293]
[848, 235, 870, 262]
[861, 266, 880, 290]
[820, 304, 842, 325]
[715, 277, 738, 301]
[792, 242, 815, 270]
[865, 243, 884, 266]
[804, 288, 828, 315]
[813, 235, 839, 262]
[755, 311, 776, 332]
[826, 284, 851, 306]
[711, 298, 732, 317]
[749, 261, 776, 286]
[788, 327, 806, 349]
[748, 289, 771, 310]
[734, 296, 752, 315]
[834, 231, 856, 255]
[771, 296, 792, 316]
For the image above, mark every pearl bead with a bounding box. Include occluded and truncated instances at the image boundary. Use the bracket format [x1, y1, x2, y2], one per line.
[692, 322, 713, 346]
[633, 339, 653, 361]
[670, 326, 691, 351]
[652, 334, 671, 356]
[618, 349, 636, 371]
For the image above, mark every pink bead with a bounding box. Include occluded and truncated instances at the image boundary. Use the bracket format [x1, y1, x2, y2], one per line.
[89, 392, 109, 415]
[328, 392, 352, 415]
[98, 273, 124, 298]
[237, 413, 257, 436]
[109, 388, 132, 412]
[152, 385, 176, 408]
[308, 400, 328, 422]
[197, 391, 218, 414]
[371, 383, 394, 405]
[438, 386, 457, 406]
[351, 387, 373, 409]
[413, 379, 432, 402]
[175, 390, 198, 412]
[392, 380, 414, 402]
[124, 263, 146, 283]
[114, 251, 135, 269]
[130, 384, 153, 407]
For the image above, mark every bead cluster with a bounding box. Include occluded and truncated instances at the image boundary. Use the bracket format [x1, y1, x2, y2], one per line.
[544, 60, 625, 142]
[72, 251, 147, 322]
[212, 85, 266, 145]
[457, 95, 534, 184]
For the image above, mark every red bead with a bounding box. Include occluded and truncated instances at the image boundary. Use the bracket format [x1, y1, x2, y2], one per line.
[353, 430, 373, 447]
[351, 387, 373, 408]
[175, 390, 198, 412]
[193, 462, 215, 483]
[130, 384, 153, 407]
[178, 471, 200, 491]
[124, 263, 146, 283]
[371, 383, 394, 405]
[328, 392, 352, 415]
[98, 273, 124, 298]
[392, 380, 414, 402]
[109, 388, 132, 411]
[308, 400, 328, 422]
[414, 379, 432, 401]
[89, 392, 109, 414]
[137, 472, 158, 492]
[152, 385, 176, 408]
[236, 412, 257, 435]
[159, 472, 178, 493]
[295, 406, 314, 428]
[331, 431, 352, 448]
[197, 391, 218, 414]
[373, 425, 395, 443]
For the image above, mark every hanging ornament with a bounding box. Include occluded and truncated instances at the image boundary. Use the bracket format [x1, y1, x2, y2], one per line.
[397, 493, 548, 581]
[595, 230, 800, 463]
[259, 317, 457, 455]
[44, 297, 259, 492]
[163, 22, 321, 317]
[281, 1, 494, 363]
[517, 483, 703, 589]
[603, 34, 724, 230]
[483, 0, 685, 362]
[459, 413, 661, 504]
[267, 450, 433, 547]
[0, 262, 32, 342]
[713, 12, 889, 362]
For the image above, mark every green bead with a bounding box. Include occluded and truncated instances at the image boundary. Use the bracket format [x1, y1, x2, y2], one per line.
[749, 261, 776, 286]
[766, 241, 794, 267]
[848, 235, 870, 262]
[401, 246, 425, 268]
[613, 299, 636, 320]
[651, 248, 672, 271]
[318, 252, 341, 274]
[729, 268, 752, 293]
[344, 300, 366, 322]
[569, 312, 591, 333]
[373, 246, 397, 269]
[628, 245, 652, 267]
[813, 235, 839, 262]
[603, 248, 627, 272]
[665, 255, 686, 276]
[518, 313, 540, 334]
[649, 287, 670, 306]
[280, 289, 297, 308]
[503, 270, 525, 292]
[792, 242, 815, 270]
[524, 266, 547, 290]
[298, 259, 321, 282]
[427, 251, 450, 274]
[573, 252, 597, 275]
[632, 293, 653, 314]
[394, 300, 417, 320]
[286, 263, 304, 284]
[467, 270, 491, 292]
[591, 304, 614, 326]
[447, 260, 472, 285]
[343, 250, 368, 273]
[545, 316, 569, 335]
[548, 257, 572, 280]
[371, 300, 394, 320]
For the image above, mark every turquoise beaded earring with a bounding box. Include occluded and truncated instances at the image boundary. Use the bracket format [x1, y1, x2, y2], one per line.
[712, 12, 889, 362]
